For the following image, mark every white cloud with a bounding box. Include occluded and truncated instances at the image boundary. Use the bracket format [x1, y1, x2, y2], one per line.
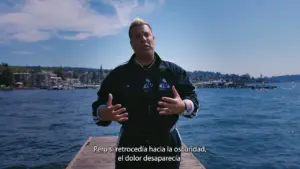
[11, 50, 34, 55]
[0, 0, 164, 43]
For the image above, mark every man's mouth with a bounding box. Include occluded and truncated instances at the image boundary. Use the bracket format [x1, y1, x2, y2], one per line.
[142, 45, 150, 49]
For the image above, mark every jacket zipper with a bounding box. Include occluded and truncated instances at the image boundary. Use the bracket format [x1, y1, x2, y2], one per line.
[148, 105, 151, 114]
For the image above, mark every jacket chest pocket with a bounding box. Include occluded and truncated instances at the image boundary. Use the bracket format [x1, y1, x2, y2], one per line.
[157, 76, 175, 99]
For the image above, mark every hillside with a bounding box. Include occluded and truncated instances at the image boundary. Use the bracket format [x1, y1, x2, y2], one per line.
[2, 64, 299, 83]
[271, 75, 300, 82]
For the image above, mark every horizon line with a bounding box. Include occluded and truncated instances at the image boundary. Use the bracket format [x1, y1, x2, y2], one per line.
[2, 63, 300, 78]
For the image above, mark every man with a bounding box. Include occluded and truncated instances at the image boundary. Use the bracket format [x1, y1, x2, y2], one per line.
[92, 18, 200, 169]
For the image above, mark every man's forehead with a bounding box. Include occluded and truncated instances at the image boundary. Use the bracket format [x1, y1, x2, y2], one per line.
[131, 25, 152, 34]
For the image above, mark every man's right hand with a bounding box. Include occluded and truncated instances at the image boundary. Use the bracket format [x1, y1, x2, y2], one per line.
[97, 93, 128, 122]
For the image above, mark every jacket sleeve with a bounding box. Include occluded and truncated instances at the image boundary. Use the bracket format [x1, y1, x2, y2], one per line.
[92, 70, 117, 126]
[175, 65, 200, 118]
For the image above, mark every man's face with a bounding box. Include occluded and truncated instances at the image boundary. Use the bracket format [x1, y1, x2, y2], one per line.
[130, 25, 155, 55]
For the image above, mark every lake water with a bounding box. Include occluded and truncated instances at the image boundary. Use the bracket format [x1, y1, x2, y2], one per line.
[0, 82, 299, 169]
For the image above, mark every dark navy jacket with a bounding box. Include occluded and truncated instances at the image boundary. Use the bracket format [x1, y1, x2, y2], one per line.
[92, 52, 199, 134]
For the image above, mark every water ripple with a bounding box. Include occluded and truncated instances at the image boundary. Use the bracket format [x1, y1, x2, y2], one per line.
[1, 84, 300, 169]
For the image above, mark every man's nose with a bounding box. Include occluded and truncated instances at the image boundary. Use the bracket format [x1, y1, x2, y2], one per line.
[140, 36, 147, 42]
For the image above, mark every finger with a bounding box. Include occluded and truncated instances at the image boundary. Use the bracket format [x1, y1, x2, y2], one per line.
[113, 107, 126, 114]
[157, 107, 167, 110]
[106, 93, 113, 106]
[157, 107, 172, 115]
[172, 86, 180, 98]
[114, 112, 128, 122]
[161, 97, 177, 104]
[116, 113, 128, 119]
[159, 110, 173, 115]
[117, 117, 128, 122]
[108, 104, 122, 111]
[158, 101, 174, 108]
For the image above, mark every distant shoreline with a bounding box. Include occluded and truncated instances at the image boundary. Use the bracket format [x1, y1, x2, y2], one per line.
[1, 81, 298, 91]
[0, 87, 40, 91]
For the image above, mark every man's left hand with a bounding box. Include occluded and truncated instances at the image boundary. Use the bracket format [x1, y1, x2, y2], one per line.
[157, 86, 185, 115]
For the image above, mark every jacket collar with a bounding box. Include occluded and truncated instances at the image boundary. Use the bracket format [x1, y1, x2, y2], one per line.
[128, 51, 162, 69]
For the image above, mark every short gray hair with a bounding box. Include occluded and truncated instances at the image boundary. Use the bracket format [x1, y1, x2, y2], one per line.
[128, 18, 152, 39]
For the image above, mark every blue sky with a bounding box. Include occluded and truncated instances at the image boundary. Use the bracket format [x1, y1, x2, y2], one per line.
[0, 0, 299, 77]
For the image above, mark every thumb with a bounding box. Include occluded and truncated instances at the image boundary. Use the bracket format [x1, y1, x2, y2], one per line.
[106, 93, 113, 106]
[172, 86, 180, 98]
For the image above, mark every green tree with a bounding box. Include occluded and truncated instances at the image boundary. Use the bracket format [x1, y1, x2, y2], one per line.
[73, 71, 80, 79]
[92, 71, 97, 83]
[0, 63, 8, 73]
[240, 73, 251, 82]
[0, 67, 13, 87]
[2, 63, 8, 67]
[36, 66, 42, 72]
[54, 67, 65, 80]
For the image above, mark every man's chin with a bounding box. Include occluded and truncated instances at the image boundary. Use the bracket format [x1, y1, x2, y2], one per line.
[135, 49, 154, 56]
[141, 50, 154, 54]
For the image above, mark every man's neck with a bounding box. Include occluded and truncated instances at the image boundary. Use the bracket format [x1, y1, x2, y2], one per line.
[135, 53, 155, 66]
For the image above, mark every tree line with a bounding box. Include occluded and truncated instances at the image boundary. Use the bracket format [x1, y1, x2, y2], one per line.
[0, 63, 13, 87]
[0, 63, 282, 87]
[0, 63, 106, 87]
